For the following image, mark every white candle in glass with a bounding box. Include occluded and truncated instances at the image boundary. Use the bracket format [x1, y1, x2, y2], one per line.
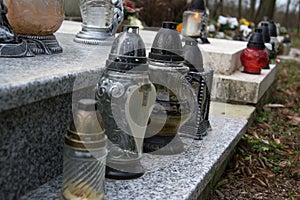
[185, 12, 201, 36]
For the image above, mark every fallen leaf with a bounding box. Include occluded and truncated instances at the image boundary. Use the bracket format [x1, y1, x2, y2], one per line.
[274, 139, 281, 144]
[258, 123, 272, 130]
[258, 167, 276, 178]
[294, 195, 300, 200]
[288, 116, 300, 126]
[245, 166, 252, 177]
[262, 139, 270, 145]
[258, 157, 266, 168]
[263, 104, 285, 110]
[253, 177, 269, 188]
[215, 189, 225, 199]
[253, 132, 260, 139]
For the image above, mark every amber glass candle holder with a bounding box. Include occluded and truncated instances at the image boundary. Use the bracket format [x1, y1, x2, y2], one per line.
[0, 0, 33, 57]
[5, 0, 64, 54]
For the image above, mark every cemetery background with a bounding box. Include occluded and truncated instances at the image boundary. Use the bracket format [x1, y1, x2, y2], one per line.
[123, 0, 300, 199]
[208, 46, 300, 199]
[1, 0, 299, 199]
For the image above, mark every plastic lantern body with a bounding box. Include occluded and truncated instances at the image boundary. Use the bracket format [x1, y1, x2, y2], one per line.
[268, 21, 278, 61]
[240, 29, 269, 74]
[282, 35, 292, 55]
[143, 22, 195, 155]
[75, 0, 123, 45]
[259, 22, 271, 69]
[0, 0, 33, 57]
[96, 26, 156, 180]
[61, 99, 107, 200]
[181, 0, 209, 44]
[182, 38, 213, 140]
[4, 0, 64, 54]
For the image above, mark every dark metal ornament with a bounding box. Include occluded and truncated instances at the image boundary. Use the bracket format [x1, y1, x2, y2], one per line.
[198, 10, 210, 44]
[184, 70, 213, 139]
[96, 26, 156, 180]
[181, 38, 213, 139]
[18, 34, 63, 55]
[144, 22, 194, 155]
[0, 0, 33, 57]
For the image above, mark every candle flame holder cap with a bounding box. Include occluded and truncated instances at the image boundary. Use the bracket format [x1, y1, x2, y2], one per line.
[149, 22, 184, 62]
[268, 21, 278, 37]
[183, 38, 204, 72]
[259, 22, 271, 43]
[247, 28, 265, 49]
[189, 0, 205, 11]
[106, 26, 148, 72]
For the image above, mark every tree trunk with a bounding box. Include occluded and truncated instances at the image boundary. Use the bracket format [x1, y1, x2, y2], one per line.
[238, 0, 242, 19]
[284, 0, 291, 28]
[249, 0, 256, 20]
[219, 0, 223, 15]
[205, 0, 209, 9]
[298, 0, 300, 33]
[255, 0, 276, 24]
[211, 0, 219, 18]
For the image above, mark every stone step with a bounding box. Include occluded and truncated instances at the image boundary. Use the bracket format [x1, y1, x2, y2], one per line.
[21, 115, 249, 200]
[0, 30, 110, 199]
[59, 21, 276, 106]
[211, 64, 279, 104]
[0, 20, 270, 199]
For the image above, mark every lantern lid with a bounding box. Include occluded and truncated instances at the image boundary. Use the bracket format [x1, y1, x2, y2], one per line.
[259, 22, 270, 43]
[69, 99, 105, 134]
[183, 38, 204, 72]
[106, 26, 147, 72]
[149, 22, 184, 62]
[77, 99, 97, 111]
[247, 28, 265, 49]
[283, 35, 291, 43]
[189, 0, 205, 11]
[268, 21, 277, 37]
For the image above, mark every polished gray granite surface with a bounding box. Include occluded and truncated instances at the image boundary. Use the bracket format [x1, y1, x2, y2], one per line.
[0, 92, 72, 200]
[22, 115, 247, 200]
[0, 33, 110, 112]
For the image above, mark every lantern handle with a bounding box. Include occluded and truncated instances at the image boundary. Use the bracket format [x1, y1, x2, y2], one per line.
[110, 0, 124, 35]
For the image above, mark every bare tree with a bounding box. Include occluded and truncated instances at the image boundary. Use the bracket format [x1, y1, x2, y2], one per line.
[249, 0, 256, 19]
[255, 0, 276, 23]
[298, 0, 300, 32]
[284, 0, 291, 27]
[238, 0, 242, 19]
[220, 0, 224, 15]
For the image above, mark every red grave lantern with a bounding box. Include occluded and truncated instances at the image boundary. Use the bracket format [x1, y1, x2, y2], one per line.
[240, 28, 269, 74]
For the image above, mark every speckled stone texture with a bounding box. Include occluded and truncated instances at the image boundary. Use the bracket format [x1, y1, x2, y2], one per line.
[58, 21, 247, 75]
[211, 64, 279, 104]
[21, 115, 247, 200]
[0, 32, 108, 199]
[0, 32, 109, 112]
[0, 93, 72, 200]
